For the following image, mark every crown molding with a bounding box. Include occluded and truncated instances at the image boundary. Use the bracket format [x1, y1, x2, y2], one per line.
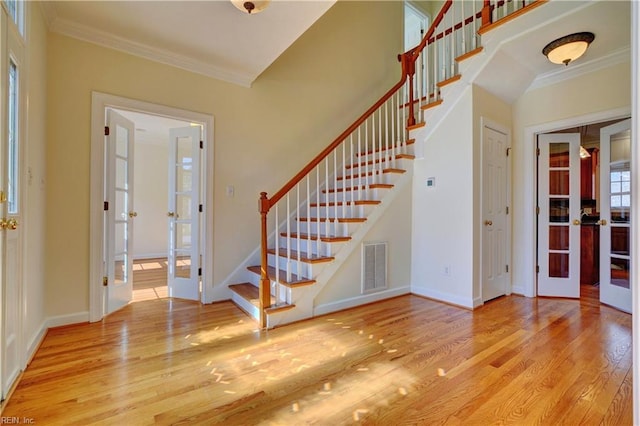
[527, 46, 630, 92]
[49, 17, 255, 88]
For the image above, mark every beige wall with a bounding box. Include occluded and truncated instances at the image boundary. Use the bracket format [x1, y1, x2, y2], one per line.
[44, 1, 403, 317]
[24, 3, 48, 351]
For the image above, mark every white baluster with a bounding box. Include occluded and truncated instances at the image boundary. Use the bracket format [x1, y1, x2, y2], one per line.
[342, 142, 346, 219]
[385, 102, 390, 170]
[364, 120, 369, 199]
[296, 184, 301, 279]
[286, 193, 291, 283]
[274, 203, 279, 304]
[349, 135, 354, 217]
[306, 175, 310, 258]
[324, 157, 329, 239]
[358, 127, 362, 202]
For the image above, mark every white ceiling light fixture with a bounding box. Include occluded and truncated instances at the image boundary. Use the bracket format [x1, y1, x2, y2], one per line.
[231, 0, 270, 14]
[542, 32, 595, 66]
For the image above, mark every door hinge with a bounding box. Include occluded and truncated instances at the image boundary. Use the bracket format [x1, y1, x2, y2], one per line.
[198, 267, 202, 276]
[103, 276, 108, 286]
[506, 147, 511, 157]
[104, 126, 110, 136]
[506, 206, 509, 214]
[104, 201, 109, 211]
[506, 265, 509, 273]
[536, 265, 540, 273]
[199, 204, 203, 213]
[200, 140, 203, 149]
[0, 190, 5, 203]
[536, 148, 540, 156]
[536, 206, 540, 215]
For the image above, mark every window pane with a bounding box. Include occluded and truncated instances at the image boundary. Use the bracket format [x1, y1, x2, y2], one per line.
[611, 182, 621, 194]
[8, 60, 18, 214]
[4, 0, 17, 24]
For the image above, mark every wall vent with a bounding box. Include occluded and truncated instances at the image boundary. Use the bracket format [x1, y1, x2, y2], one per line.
[362, 242, 387, 293]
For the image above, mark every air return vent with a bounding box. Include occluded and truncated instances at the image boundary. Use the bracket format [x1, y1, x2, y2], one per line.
[362, 242, 387, 293]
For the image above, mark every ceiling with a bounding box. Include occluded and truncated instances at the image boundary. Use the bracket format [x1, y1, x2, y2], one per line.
[474, 0, 631, 103]
[41, 0, 336, 87]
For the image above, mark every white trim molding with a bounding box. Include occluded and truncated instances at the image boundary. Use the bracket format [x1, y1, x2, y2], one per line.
[314, 286, 410, 317]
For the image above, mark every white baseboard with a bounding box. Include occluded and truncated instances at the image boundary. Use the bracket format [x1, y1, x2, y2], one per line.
[473, 296, 484, 308]
[132, 253, 168, 260]
[511, 284, 526, 296]
[314, 286, 411, 317]
[46, 311, 90, 328]
[411, 285, 474, 309]
[25, 321, 48, 365]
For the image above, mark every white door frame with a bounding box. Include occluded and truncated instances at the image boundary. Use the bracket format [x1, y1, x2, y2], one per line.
[89, 92, 214, 322]
[521, 107, 631, 298]
[480, 118, 512, 303]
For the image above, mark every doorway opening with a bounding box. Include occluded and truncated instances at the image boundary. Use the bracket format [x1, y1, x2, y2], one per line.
[536, 117, 631, 310]
[89, 92, 214, 322]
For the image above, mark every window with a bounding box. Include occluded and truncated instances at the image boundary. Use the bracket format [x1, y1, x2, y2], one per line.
[3, 0, 23, 35]
[8, 60, 18, 214]
[610, 168, 630, 208]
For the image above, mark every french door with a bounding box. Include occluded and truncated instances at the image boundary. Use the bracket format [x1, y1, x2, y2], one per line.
[105, 110, 136, 314]
[538, 133, 581, 298]
[599, 119, 632, 313]
[167, 126, 201, 301]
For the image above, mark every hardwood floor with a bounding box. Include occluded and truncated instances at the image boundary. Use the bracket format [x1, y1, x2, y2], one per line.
[132, 258, 169, 301]
[3, 292, 632, 425]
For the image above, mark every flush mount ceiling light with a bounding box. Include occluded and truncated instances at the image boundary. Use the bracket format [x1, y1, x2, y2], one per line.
[542, 32, 595, 66]
[231, 0, 270, 14]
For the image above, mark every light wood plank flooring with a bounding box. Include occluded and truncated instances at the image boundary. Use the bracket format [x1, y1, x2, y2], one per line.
[132, 258, 169, 301]
[3, 291, 632, 425]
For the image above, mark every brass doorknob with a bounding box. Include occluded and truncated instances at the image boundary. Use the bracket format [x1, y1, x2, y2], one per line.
[573, 219, 581, 225]
[8, 218, 17, 230]
[128, 211, 138, 218]
[167, 212, 175, 217]
[0, 219, 6, 230]
[484, 220, 493, 226]
[597, 219, 608, 226]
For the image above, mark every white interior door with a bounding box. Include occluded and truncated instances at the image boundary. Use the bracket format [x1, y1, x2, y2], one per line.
[105, 110, 135, 314]
[599, 119, 632, 313]
[167, 126, 201, 301]
[404, 3, 428, 51]
[538, 133, 581, 298]
[482, 125, 510, 302]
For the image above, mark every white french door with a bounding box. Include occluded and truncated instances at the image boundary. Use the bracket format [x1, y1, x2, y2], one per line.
[105, 110, 136, 314]
[538, 133, 581, 298]
[599, 119, 632, 313]
[167, 126, 201, 301]
[482, 125, 510, 302]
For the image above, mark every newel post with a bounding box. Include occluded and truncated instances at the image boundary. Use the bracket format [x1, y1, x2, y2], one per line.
[399, 50, 417, 127]
[481, 0, 493, 28]
[259, 192, 270, 329]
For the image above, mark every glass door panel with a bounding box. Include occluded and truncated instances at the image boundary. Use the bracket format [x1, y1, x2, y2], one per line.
[600, 119, 632, 312]
[538, 134, 581, 297]
[167, 127, 201, 300]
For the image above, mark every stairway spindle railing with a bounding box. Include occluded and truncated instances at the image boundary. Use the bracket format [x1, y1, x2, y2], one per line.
[257, 0, 543, 328]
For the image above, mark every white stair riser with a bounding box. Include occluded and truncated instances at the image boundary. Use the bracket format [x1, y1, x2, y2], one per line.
[309, 204, 375, 217]
[322, 188, 391, 202]
[231, 292, 260, 321]
[277, 236, 347, 257]
[267, 256, 331, 281]
[356, 146, 415, 162]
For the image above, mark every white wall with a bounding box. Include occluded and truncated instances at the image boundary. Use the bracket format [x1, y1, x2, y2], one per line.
[133, 141, 169, 259]
[315, 180, 413, 310]
[411, 87, 475, 307]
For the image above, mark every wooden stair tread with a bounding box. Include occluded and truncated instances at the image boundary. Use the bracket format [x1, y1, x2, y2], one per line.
[397, 154, 415, 160]
[407, 122, 426, 131]
[298, 217, 366, 223]
[356, 139, 415, 157]
[247, 265, 316, 287]
[267, 248, 334, 264]
[323, 183, 393, 193]
[337, 168, 406, 181]
[229, 283, 295, 313]
[280, 232, 351, 243]
[436, 74, 461, 88]
[310, 200, 381, 207]
[346, 155, 412, 169]
[456, 46, 483, 62]
[421, 99, 443, 111]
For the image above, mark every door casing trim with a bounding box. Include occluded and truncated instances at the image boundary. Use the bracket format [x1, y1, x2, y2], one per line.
[89, 92, 214, 321]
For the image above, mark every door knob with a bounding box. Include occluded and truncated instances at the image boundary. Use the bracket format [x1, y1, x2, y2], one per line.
[597, 219, 608, 226]
[128, 211, 138, 218]
[484, 220, 493, 226]
[0, 219, 6, 230]
[167, 212, 176, 217]
[8, 218, 18, 230]
[573, 219, 581, 225]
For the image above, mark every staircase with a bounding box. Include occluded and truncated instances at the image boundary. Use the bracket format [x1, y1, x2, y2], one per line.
[227, 0, 545, 328]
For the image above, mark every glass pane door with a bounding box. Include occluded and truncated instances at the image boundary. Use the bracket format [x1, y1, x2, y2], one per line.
[167, 126, 201, 301]
[538, 133, 581, 297]
[106, 110, 135, 313]
[600, 119, 632, 313]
